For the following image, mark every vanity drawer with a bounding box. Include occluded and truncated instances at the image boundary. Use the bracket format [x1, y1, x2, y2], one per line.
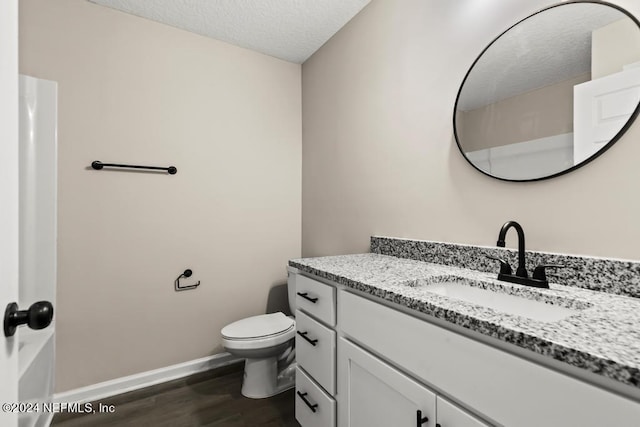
[296, 366, 336, 427]
[296, 274, 336, 326]
[296, 309, 336, 394]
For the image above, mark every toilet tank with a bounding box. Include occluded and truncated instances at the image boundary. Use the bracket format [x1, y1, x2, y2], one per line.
[287, 266, 298, 314]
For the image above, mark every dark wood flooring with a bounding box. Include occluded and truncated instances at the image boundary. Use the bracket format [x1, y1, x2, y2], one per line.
[52, 363, 300, 427]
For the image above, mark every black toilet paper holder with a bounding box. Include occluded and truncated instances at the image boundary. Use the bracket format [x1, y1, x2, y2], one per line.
[175, 269, 200, 292]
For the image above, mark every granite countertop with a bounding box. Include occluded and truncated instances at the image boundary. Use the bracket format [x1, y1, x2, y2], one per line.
[289, 253, 640, 390]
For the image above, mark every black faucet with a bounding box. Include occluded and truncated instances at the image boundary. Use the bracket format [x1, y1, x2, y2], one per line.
[489, 220, 563, 289]
[497, 221, 528, 278]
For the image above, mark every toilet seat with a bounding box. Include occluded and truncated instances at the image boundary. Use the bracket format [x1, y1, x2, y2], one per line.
[222, 312, 295, 350]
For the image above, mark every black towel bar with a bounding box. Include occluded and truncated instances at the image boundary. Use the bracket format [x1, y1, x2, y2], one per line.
[91, 160, 177, 175]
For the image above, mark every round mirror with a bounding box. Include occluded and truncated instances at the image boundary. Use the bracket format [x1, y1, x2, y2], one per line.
[453, 1, 640, 181]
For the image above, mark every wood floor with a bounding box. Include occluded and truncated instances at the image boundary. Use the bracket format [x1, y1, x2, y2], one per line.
[52, 363, 300, 427]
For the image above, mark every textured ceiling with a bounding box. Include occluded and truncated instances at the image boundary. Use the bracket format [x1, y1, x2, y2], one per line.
[88, 0, 371, 63]
[458, 3, 627, 111]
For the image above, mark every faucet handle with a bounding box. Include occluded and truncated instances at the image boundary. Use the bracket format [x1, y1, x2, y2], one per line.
[532, 264, 565, 281]
[486, 255, 512, 275]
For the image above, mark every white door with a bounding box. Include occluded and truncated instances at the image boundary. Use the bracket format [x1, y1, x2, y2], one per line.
[1, 1, 21, 426]
[17, 75, 58, 427]
[2, 3, 57, 426]
[338, 337, 437, 427]
[574, 67, 640, 164]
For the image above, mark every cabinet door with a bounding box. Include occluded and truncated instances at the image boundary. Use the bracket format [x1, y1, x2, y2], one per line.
[338, 338, 436, 427]
[436, 396, 489, 427]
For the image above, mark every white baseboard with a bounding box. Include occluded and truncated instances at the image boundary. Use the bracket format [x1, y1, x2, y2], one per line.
[54, 353, 242, 404]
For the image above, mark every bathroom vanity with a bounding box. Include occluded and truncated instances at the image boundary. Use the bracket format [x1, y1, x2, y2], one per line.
[289, 237, 640, 427]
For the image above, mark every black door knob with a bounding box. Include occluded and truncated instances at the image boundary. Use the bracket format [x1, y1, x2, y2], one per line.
[4, 301, 54, 337]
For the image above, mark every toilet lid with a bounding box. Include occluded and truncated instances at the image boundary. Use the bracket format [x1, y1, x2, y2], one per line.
[221, 312, 294, 340]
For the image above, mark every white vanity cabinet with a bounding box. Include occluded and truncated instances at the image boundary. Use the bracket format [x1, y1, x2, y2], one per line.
[291, 270, 640, 427]
[293, 271, 485, 427]
[294, 273, 338, 427]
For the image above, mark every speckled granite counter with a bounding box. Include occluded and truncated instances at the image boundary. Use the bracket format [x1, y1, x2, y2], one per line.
[289, 253, 640, 390]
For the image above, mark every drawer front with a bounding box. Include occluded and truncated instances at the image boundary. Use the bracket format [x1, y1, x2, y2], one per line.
[296, 309, 336, 394]
[296, 366, 336, 427]
[295, 274, 336, 326]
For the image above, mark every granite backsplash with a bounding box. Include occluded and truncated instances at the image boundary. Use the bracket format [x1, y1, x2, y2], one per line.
[370, 236, 640, 299]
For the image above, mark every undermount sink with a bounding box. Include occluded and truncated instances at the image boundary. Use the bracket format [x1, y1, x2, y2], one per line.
[404, 275, 588, 322]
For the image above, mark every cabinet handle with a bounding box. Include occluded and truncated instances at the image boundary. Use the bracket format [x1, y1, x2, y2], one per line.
[416, 410, 429, 426]
[297, 292, 319, 303]
[436, 424, 442, 427]
[297, 391, 319, 413]
[297, 331, 318, 346]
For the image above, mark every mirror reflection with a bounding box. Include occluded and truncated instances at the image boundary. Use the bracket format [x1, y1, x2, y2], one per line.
[454, 2, 640, 181]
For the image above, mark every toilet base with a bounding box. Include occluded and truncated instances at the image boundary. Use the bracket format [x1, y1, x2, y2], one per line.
[241, 356, 296, 399]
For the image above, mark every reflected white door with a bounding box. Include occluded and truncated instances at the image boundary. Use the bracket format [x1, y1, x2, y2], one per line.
[574, 67, 640, 164]
[1, 1, 20, 426]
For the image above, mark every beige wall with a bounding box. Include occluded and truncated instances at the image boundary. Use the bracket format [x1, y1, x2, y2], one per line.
[20, 0, 301, 392]
[458, 73, 590, 152]
[302, 0, 640, 260]
[593, 18, 640, 79]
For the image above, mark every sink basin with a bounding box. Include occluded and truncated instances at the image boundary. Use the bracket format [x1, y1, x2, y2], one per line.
[405, 275, 586, 322]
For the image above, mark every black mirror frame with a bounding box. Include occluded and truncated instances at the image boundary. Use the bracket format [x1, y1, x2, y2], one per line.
[452, 0, 640, 182]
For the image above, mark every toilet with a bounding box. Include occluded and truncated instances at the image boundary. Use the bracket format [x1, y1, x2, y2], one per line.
[221, 267, 298, 398]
